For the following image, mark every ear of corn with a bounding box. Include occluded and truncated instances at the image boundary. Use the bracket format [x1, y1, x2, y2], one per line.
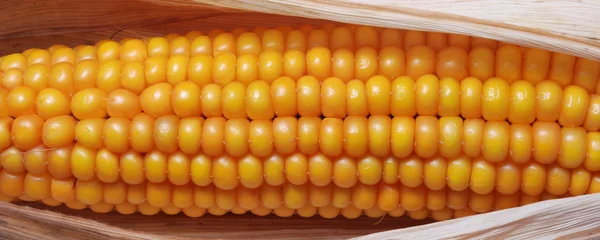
[1, 22, 600, 220]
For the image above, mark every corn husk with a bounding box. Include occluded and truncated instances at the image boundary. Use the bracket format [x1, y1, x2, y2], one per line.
[2, 0, 599, 60]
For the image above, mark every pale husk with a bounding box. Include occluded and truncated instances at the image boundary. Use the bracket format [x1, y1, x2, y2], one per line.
[2, 0, 599, 60]
[201, 0, 600, 61]
[354, 193, 600, 240]
[2, 194, 600, 239]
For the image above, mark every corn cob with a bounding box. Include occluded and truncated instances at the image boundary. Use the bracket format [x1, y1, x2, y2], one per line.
[2, 23, 600, 222]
